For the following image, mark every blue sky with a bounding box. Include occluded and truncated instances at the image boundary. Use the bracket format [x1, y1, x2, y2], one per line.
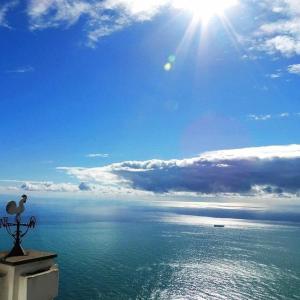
[0, 0, 300, 207]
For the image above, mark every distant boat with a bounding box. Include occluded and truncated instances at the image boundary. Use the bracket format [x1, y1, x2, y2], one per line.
[214, 224, 225, 228]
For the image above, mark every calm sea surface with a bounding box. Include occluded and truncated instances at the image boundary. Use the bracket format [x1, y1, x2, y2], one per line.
[1, 212, 300, 299]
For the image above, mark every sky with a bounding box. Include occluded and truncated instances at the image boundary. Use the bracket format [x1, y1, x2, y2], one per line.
[0, 0, 300, 214]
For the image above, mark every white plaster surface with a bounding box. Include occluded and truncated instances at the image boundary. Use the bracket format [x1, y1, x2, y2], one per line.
[18, 266, 58, 300]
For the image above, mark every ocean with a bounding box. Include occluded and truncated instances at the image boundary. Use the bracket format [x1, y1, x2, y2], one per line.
[1, 210, 300, 299]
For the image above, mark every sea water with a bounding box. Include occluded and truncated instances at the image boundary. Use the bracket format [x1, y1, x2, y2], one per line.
[1, 212, 299, 299]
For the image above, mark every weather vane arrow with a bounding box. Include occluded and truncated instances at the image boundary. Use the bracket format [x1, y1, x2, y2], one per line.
[0, 194, 36, 257]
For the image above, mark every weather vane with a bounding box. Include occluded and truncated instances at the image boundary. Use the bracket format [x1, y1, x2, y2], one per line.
[0, 194, 36, 257]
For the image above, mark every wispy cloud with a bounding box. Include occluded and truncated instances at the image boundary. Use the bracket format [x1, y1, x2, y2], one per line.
[0, 1, 18, 28]
[279, 112, 290, 118]
[254, 0, 300, 57]
[287, 64, 300, 75]
[27, 0, 171, 46]
[24, 0, 300, 52]
[5, 66, 35, 73]
[267, 68, 282, 79]
[247, 112, 300, 121]
[21, 181, 79, 192]
[0, 178, 144, 196]
[1, 0, 300, 52]
[25, 0, 241, 46]
[267, 65, 300, 79]
[269, 73, 281, 79]
[27, 0, 91, 30]
[0, 179, 79, 193]
[86, 153, 109, 158]
[58, 144, 300, 197]
[248, 114, 272, 121]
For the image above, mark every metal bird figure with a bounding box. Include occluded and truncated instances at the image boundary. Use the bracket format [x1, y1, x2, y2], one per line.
[6, 194, 27, 216]
[1, 194, 36, 257]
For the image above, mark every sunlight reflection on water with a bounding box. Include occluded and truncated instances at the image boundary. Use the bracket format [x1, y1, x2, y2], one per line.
[1, 211, 299, 299]
[158, 213, 287, 229]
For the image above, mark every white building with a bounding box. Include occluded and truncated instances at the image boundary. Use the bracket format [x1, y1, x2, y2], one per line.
[0, 250, 59, 300]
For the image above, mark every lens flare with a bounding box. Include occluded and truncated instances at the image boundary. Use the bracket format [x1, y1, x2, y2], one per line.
[164, 54, 177, 72]
[168, 55, 176, 63]
[164, 62, 172, 71]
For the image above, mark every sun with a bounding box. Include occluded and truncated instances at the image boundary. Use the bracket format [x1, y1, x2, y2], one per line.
[173, 0, 238, 23]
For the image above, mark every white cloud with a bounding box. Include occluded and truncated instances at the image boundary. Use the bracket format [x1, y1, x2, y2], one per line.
[261, 35, 300, 57]
[20, 181, 79, 192]
[259, 19, 300, 38]
[102, 0, 169, 20]
[58, 144, 300, 197]
[26, 0, 241, 46]
[287, 63, 300, 74]
[254, 0, 300, 57]
[5, 66, 34, 73]
[279, 112, 289, 117]
[269, 73, 281, 79]
[2, 145, 300, 199]
[27, 0, 91, 29]
[248, 114, 271, 121]
[0, 178, 145, 197]
[0, 1, 18, 28]
[27, 0, 171, 45]
[1, 0, 300, 53]
[86, 153, 109, 158]
[248, 112, 295, 121]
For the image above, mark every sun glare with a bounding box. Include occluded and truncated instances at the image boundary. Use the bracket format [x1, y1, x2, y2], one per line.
[173, 0, 238, 23]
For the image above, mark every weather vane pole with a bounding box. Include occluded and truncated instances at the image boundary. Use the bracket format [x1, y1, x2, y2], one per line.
[0, 194, 36, 257]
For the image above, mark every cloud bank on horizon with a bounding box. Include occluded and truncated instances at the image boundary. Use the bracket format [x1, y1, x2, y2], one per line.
[5, 144, 299, 199]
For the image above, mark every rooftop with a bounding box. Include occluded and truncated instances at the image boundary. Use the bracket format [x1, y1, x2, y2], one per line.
[0, 250, 57, 266]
